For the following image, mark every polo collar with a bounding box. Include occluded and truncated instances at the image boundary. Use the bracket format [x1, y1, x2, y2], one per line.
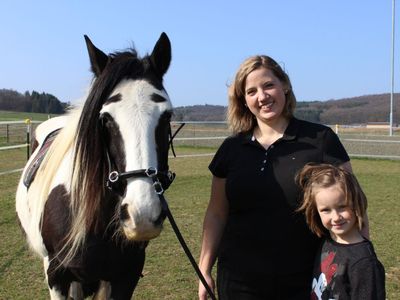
[241, 117, 299, 144]
[281, 117, 299, 141]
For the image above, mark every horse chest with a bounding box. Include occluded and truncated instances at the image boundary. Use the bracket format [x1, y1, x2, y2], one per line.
[42, 185, 146, 282]
[63, 239, 146, 282]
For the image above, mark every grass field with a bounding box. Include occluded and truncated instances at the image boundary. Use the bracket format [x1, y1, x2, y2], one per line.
[0, 148, 399, 299]
[0, 111, 58, 122]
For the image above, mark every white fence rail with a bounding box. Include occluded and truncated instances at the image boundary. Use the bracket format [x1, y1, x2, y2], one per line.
[1, 121, 400, 176]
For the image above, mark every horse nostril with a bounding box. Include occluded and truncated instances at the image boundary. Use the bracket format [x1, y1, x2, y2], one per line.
[120, 203, 130, 221]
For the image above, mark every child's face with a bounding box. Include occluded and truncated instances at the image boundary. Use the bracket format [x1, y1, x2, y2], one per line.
[314, 184, 360, 243]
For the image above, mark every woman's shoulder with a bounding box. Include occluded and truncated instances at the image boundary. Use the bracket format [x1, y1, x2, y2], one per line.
[293, 118, 333, 132]
[222, 131, 251, 145]
[289, 118, 337, 142]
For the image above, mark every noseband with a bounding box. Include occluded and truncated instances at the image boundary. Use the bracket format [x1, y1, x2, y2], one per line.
[106, 167, 175, 195]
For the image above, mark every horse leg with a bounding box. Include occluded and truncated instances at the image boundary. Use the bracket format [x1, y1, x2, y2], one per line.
[68, 282, 84, 300]
[93, 281, 111, 300]
[44, 256, 68, 299]
[109, 275, 141, 300]
[44, 255, 78, 300]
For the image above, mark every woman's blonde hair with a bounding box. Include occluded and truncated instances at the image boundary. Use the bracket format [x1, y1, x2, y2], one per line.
[227, 55, 296, 133]
[296, 163, 368, 237]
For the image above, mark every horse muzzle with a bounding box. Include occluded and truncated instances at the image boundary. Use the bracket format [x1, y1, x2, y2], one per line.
[119, 202, 165, 241]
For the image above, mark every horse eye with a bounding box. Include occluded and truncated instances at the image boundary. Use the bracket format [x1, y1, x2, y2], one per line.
[100, 113, 112, 126]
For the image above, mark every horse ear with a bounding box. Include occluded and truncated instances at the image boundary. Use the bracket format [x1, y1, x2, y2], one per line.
[150, 32, 171, 77]
[84, 35, 109, 77]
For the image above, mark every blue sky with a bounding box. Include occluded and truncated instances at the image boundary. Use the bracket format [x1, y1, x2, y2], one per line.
[0, 1, 396, 107]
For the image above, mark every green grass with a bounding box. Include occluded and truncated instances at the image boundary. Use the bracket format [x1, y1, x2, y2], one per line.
[0, 111, 60, 122]
[0, 150, 399, 299]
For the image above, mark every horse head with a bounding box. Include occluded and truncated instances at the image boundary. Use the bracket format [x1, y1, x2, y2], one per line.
[72, 33, 173, 242]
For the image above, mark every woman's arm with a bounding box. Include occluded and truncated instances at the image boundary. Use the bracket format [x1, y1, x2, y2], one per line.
[198, 176, 229, 300]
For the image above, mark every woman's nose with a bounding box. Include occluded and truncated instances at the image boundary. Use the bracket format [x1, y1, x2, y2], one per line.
[258, 89, 269, 101]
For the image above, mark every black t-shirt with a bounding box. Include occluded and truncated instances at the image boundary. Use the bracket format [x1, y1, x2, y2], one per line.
[209, 118, 350, 276]
[311, 238, 386, 299]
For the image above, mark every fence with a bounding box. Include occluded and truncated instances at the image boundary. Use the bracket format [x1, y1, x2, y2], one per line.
[1, 121, 400, 175]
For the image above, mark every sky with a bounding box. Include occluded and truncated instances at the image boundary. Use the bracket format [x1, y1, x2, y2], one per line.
[0, 1, 397, 107]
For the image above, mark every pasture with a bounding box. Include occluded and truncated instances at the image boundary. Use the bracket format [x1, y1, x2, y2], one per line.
[0, 145, 399, 299]
[0, 111, 56, 122]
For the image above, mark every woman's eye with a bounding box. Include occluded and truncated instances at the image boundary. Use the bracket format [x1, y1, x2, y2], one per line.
[263, 83, 273, 89]
[246, 89, 256, 96]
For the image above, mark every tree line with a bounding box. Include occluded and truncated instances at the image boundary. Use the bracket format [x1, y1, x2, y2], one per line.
[1, 88, 398, 125]
[0, 89, 68, 114]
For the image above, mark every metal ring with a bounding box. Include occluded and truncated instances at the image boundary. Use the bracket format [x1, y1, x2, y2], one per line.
[167, 171, 175, 181]
[145, 167, 158, 177]
[108, 171, 119, 183]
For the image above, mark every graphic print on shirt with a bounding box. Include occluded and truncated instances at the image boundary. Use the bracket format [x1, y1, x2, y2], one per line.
[312, 251, 338, 300]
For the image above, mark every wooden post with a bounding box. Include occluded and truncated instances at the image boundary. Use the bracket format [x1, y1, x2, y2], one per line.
[6, 124, 9, 143]
[25, 119, 31, 160]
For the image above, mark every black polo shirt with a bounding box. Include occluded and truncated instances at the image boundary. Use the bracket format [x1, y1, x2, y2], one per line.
[209, 118, 350, 277]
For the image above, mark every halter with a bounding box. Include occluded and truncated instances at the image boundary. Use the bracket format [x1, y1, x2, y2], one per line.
[104, 122, 185, 193]
[106, 167, 175, 195]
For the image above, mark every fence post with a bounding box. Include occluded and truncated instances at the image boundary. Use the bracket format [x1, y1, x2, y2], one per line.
[6, 124, 9, 143]
[335, 124, 339, 134]
[25, 119, 31, 160]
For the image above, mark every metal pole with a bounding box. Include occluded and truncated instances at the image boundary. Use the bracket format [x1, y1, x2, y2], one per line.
[390, 0, 395, 136]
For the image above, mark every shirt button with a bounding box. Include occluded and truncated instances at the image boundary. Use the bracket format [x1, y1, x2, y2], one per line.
[265, 152, 268, 156]
[263, 160, 267, 163]
[270, 145, 274, 149]
[261, 167, 264, 171]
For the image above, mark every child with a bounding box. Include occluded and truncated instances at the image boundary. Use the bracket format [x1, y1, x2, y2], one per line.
[296, 163, 385, 300]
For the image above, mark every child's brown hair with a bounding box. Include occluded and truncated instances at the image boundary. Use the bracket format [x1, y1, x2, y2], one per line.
[296, 163, 368, 237]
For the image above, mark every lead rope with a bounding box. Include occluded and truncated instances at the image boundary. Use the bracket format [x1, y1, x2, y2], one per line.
[155, 187, 217, 300]
[160, 122, 216, 299]
[169, 122, 185, 157]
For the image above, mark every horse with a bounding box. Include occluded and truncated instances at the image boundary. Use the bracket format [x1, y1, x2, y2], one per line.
[16, 32, 175, 299]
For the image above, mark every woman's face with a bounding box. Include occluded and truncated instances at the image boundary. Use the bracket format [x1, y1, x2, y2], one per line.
[244, 67, 287, 125]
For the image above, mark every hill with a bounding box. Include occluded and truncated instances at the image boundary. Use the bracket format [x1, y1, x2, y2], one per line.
[173, 93, 400, 125]
[1, 88, 398, 125]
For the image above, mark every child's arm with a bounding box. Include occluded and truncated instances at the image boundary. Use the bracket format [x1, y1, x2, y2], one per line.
[349, 257, 386, 299]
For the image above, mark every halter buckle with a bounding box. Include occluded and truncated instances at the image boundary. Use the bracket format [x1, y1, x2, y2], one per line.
[145, 167, 158, 178]
[153, 180, 164, 195]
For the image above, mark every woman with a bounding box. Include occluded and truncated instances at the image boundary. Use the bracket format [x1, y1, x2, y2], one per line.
[198, 55, 359, 299]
